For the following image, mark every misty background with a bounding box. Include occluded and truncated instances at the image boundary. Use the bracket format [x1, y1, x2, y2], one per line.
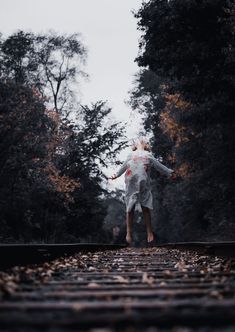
[0, 0, 234, 245]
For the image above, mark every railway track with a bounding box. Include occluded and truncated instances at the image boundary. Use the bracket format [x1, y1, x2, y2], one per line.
[1, 245, 235, 331]
[0, 243, 127, 268]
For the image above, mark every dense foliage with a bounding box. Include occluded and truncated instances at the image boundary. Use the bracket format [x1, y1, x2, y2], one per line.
[0, 31, 126, 243]
[130, 0, 235, 241]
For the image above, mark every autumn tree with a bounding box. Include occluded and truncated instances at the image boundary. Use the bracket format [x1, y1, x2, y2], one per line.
[132, 0, 235, 240]
[0, 81, 74, 242]
[0, 30, 127, 243]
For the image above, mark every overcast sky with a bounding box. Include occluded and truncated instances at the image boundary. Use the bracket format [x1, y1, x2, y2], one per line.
[0, 0, 144, 188]
[0, 0, 143, 134]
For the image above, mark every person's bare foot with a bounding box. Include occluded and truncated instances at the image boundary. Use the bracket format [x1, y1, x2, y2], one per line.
[126, 233, 132, 244]
[147, 232, 154, 243]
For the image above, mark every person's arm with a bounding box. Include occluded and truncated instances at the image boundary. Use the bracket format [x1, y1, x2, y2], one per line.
[111, 154, 131, 179]
[149, 154, 173, 178]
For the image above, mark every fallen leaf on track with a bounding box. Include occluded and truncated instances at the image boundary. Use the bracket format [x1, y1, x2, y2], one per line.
[113, 275, 129, 283]
[142, 272, 154, 286]
[87, 282, 100, 288]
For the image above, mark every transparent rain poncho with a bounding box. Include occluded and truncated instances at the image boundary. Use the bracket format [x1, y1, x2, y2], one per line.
[116, 150, 173, 212]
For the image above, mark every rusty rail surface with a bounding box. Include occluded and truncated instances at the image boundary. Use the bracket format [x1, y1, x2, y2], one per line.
[159, 241, 235, 257]
[1, 244, 235, 331]
[1, 241, 235, 269]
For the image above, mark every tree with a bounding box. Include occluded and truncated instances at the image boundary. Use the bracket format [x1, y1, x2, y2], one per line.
[0, 81, 76, 242]
[0, 31, 38, 84]
[133, 0, 235, 240]
[0, 31, 87, 115]
[58, 101, 128, 241]
[35, 32, 87, 115]
[0, 30, 127, 244]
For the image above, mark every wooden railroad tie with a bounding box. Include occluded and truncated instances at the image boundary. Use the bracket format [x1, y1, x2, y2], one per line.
[0, 245, 235, 331]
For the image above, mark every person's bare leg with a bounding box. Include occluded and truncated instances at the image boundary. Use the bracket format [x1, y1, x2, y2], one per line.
[142, 206, 154, 243]
[126, 209, 134, 244]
